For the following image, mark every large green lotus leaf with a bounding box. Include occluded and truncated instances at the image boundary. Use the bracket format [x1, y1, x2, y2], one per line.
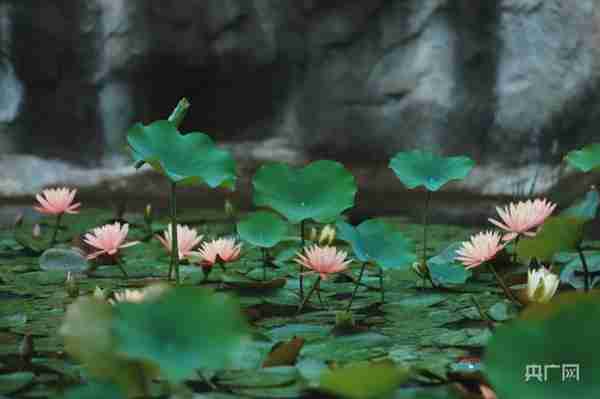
[318, 361, 409, 399]
[112, 287, 248, 382]
[336, 219, 416, 269]
[562, 188, 599, 222]
[485, 293, 600, 398]
[564, 143, 600, 172]
[253, 161, 357, 224]
[427, 242, 472, 286]
[389, 150, 475, 191]
[127, 120, 236, 188]
[517, 217, 585, 262]
[237, 211, 288, 248]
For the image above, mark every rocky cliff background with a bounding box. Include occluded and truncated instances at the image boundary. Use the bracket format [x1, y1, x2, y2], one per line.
[1, 0, 599, 203]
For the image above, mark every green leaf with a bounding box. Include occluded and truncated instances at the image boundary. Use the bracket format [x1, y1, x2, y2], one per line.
[336, 219, 416, 269]
[517, 217, 586, 262]
[62, 381, 126, 399]
[253, 161, 357, 224]
[237, 211, 288, 248]
[564, 143, 600, 172]
[485, 293, 600, 398]
[428, 243, 471, 286]
[389, 150, 475, 191]
[319, 361, 408, 399]
[127, 120, 236, 188]
[560, 251, 600, 289]
[112, 287, 248, 382]
[562, 188, 599, 221]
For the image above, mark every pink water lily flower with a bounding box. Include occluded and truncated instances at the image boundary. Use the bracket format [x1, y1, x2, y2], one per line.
[156, 224, 203, 260]
[195, 237, 242, 267]
[456, 231, 505, 269]
[488, 198, 556, 241]
[83, 222, 139, 260]
[34, 187, 81, 215]
[295, 245, 352, 280]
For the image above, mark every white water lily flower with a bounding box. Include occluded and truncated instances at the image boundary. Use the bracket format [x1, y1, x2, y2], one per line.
[527, 268, 559, 303]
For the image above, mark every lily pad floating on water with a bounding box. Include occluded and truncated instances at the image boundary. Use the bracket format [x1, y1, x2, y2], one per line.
[127, 119, 237, 189]
[253, 161, 357, 224]
[389, 150, 475, 191]
[336, 219, 416, 269]
[39, 248, 88, 272]
[564, 143, 600, 172]
[318, 361, 409, 399]
[237, 211, 288, 248]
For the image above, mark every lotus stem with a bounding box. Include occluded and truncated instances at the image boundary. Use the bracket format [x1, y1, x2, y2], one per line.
[168, 181, 180, 284]
[512, 235, 521, 264]
[50, 213, 63, 247]
[168, 98, 190, 127]
[421, 190, 437, 288]
[379, 267, 385, 303]
[347, 262, 367, 311]
[262, 247, 268, 281]
[577, 246, 590, 292]
[116, 257, 129, 279]
[487, 263, 521, 305]
[297, 276, 321, 314]
[299, 220, 306, 300]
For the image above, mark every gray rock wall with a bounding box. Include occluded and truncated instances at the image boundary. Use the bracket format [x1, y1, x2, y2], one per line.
[1, 0, 599, 187]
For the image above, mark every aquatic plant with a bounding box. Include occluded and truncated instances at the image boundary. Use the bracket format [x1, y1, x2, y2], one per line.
[489, 198, 556, 242]
[295, 244, 351, 312]
[527, 267, 559, 304]
[389, 150, 474, 287]
[237, 210, 288, 280]
[127, 98, 236, 283]
[83, 222, 139, 277]
[34, 187, 81, 246]
[194, 237, 242, 280]
[336, 218, 416, 306]
[155, 224, 203, 260]
[253, 160, 357, 300]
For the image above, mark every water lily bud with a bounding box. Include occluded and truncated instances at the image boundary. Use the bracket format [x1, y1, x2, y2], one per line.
[309, 227, 318, 242]
[19, 333, 34, 362]
[527, 267, 559, 303]
[32, 224, 41, 238]
[13, 212, 24, 228]
[65, 272, 79, 298]
[144, 204, 153, 225]
[335, 310, 355, 330]
[319, 225, 336, 246]
[411, 261, 427, 277]
[224, 199, 235, 218]
[93, 286, 107, 301]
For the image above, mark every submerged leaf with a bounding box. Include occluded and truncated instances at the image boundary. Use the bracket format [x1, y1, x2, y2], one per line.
[127, 120, 236, 188]
[253, 161, 357, 224]
[336, 219, 416, 269]
[389, 150, 474, 191]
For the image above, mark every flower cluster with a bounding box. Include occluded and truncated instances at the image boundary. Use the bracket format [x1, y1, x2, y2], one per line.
[456, 198, 556, 269]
